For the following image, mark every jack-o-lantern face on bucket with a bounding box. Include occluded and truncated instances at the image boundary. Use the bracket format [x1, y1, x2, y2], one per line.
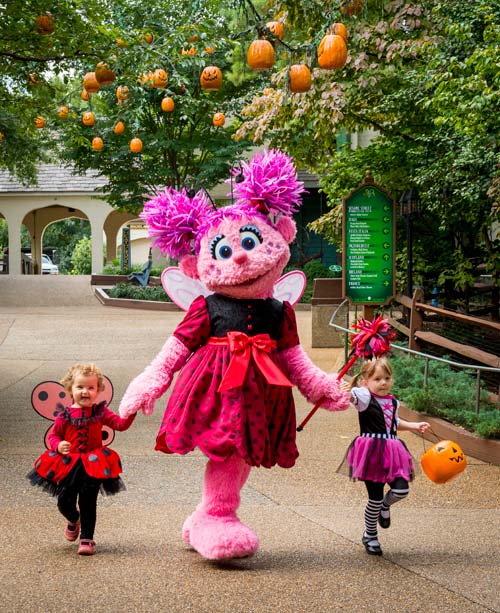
[421, 439, 467, 484]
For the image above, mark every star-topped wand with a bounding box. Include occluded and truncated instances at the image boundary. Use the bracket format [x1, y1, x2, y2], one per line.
[296, 315, 396, 431]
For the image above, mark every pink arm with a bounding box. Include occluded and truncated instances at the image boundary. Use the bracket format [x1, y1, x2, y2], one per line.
[47, 419, 65, 452]
[119, 335, 191, 417]
[279, 344, 350, 411]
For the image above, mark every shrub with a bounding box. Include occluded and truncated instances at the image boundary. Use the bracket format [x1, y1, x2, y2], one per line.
[107, 283, 171, 302]
[70, 236, 92, 274]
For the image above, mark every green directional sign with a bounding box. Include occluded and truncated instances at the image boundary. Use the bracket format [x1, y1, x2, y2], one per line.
[342, 173, 396, 305]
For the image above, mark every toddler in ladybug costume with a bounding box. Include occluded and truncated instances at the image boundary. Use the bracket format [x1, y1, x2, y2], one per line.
[27, 363, 135, 555]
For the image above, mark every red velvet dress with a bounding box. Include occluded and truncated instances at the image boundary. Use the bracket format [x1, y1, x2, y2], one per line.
[155, 294, 300, 468]
[29, 401, 135, 495]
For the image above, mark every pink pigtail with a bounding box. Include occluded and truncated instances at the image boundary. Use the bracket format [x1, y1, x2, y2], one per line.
[140, 187, 211, 259]
[232, 149, 306, 217]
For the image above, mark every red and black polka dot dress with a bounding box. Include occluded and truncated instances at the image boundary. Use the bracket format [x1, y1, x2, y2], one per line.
[28, 401, 135, 495]
[155, 294, 300, 469]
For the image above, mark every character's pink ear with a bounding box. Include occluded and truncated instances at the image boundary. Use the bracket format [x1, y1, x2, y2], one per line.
[276, 216, 297, 243]
[179, 254, 200, 279]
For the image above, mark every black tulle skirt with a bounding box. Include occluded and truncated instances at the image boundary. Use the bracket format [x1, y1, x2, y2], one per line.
[27, 459, 125, 497]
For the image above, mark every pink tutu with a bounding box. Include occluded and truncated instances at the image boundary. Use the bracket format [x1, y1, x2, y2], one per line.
[337, 434, 414, 483]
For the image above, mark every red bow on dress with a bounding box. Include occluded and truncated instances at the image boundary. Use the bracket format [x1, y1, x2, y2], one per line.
[210, 332, 293, 392]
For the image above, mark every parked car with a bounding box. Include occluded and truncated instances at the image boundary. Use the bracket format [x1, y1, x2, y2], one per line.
[41, 254, 59, 274]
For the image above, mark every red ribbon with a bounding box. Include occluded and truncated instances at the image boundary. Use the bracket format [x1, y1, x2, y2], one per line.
[209, 332, 293, 392]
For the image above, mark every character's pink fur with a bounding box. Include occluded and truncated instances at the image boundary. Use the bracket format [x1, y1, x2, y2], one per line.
[182, 455, 259, 560]
[119, 336, 190, 417]
[280, 345, 350, 411]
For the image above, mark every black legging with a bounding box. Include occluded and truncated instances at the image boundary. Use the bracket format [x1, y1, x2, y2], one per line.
[57, 461, 100, 540]
[364, 477, 409, 500]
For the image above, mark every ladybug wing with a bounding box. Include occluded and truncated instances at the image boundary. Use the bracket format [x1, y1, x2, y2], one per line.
[31, 381, 70, 421]
[161, 266, 213, 311]
[97, 375, 114, 405]
[272, 270, 307, 306]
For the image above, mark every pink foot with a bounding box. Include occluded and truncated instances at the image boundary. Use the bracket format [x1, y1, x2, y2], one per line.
[182, 510, 259, 560]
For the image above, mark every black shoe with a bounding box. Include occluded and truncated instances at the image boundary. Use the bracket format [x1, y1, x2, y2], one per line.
[362, 535, 383, 556]
[378, 512, 391, 529]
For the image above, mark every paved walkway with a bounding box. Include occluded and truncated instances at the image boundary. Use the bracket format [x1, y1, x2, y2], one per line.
[0, 276, 499, 613]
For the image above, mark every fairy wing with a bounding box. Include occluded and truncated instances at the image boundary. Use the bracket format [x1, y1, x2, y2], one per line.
[162, 267, 306, 311]
[272, 270, 306, 306]
[32, 377, 115, 448]
[161, 266, 212, 311]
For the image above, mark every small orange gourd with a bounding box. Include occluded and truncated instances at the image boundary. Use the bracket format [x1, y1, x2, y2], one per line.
[247, 39, 275, 71]
[289, 64, 312, 93]
[130, 137, 143, 153]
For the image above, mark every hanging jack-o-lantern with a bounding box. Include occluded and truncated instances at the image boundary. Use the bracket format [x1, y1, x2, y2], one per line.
[113, 120, 125, 134]
[92, 137, 104, 151]
[57, 106, 69, 119]
[200, 66, 222, 91]
[266, 21, 284, 40]
[34, 116, 45, 129]
[421, 440, 467, 484]
[95, 62, 116, 86]
[83, 72, 100, 94]
[341, 0, 363, 16]
[116, 85, 129, 103]
[213, 112, 225, 127]
[153, 68, 168, 89]
[161, 97, 175, 112]
[35, 12, 55, 35]
[81, 88, 91, 101]
[317, 33, 348, 70]
[289, 64, 312, 93]
[139, 71, 155, 88]
[130, 137, 143, 153]
[247, 39, 275, 71]
[82, 111, 95, 127]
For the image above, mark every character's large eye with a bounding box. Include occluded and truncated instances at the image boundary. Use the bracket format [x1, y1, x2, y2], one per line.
[210, 234, 233, 260]
[240, 225, 263, 251]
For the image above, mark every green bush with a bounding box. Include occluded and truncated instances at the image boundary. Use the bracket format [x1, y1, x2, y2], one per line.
[70, 236, 92, 275]
[390, 351, 500, 439]
[107, 283, 171, 302]
[102, 263, 164, 276]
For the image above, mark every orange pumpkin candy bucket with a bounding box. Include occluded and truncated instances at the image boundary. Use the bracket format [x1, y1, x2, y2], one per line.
[420, 439, 467, 484]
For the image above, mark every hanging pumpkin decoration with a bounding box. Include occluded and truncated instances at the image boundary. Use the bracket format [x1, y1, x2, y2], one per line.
[331, 23, 348, 42]
[204, 46, 215, 54]
[200, 66, 222, 91]
[95, 62, 116, 86]
[83, 72, 100, 94]
[57, 106, 69, 119]
[289, 64, 312, 93]
[341, 0, 363, 16]
[115, 38, 128, 48]
[317, 33, 348, 70]
[35, 12, 55, 35]
[161, 97, 175, 112]
[266, 21, 284, 40]
[153, 69, 168, 89]
[92, 137, 104, 151]
[34, 116, 45, 129]
[82, 111, 95, 127]
[81, 89, 91, 101]
[181, 47, 197, 56]
[213, 112, 225, 127]
[113, 120, 125, 134]
[144, 32, 154, 44]
[421, 440, 467, 484]
[130, 137, 143, 153]
[139, 71, 155, 88]
[0, 132, 4, 141]
[116, 85, 129, 103]
[247, 39, 275, 71]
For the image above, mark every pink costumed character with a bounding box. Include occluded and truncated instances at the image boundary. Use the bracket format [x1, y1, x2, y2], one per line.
[119, 149, 350, 560]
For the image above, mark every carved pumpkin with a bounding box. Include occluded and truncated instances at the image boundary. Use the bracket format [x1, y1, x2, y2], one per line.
[289, 64, 312, 93]
[130, 137, 143, 153]
[57, 106, 69, 119]
[153, 68, 168, 88]
[200, 66, 222, 91]
[331, 22, 348, 42]
[34, 116, 45, 129]
[35, 13, 55, 35]
[139, 71, 155, 88]
[83, 72, 100, 94]
[161, 97, 175, 112]
[116, 85, 129, 102]
[213, 112, 225, 127]
[421, 440, 467, 484]
[81, 89, 91, 101]
[113, 120, 125, 134]
[247, 39, 275, 71]
[266, 21, 284, 40]
[317, 33, 347, 70]
[82, 112, 95, 127]
[95, 62, 115, 86]
[92, 137, 104, 151]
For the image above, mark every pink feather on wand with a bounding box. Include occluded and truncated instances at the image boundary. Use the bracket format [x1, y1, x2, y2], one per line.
[297, 315, 396, 431]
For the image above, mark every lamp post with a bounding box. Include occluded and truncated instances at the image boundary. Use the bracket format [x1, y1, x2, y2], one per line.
[399, 187, 421, 297]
